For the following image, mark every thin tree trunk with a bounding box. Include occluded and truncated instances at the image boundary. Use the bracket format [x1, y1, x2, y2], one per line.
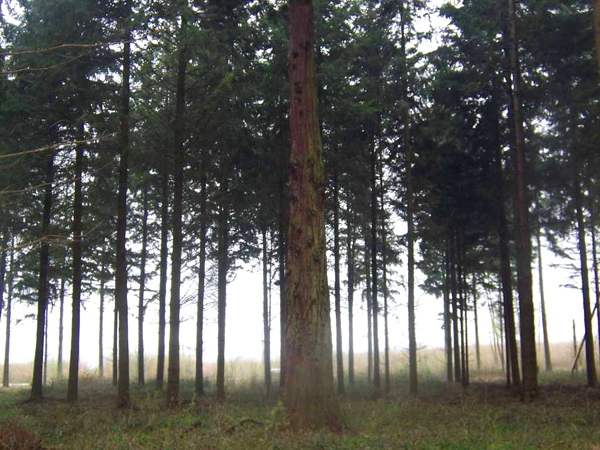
[450, 237, 461, 382]
[0, 237, 6, 329]
[590, 207, 600, 362]
[472, 274, 481, 372]
[216, 174, 229, 402]
[112, 304, 118, 387]
[444, 241, 453, 381]
[347, 211, 356, 387]
[68, 125, 84, 402]
[365, 222, 372, 383]
[370, 141, 381, 398]
[57, 278, 65, 379]
[536, 230, 552, 371]
[156, 148, 169, 391]
[115, 0, 133, 407]
[2, 245, 13, 388]
[573, 320, 579, 372]
[284, 0, 342, 430]
[99, 266, 105, 378]
[44, 303, 48, 386]
[279, 160, 287, 389]
[167, 4, 190, 406]
[493, 87, 520, 389]
[263, 227, 272, 398]
[573, 170, 597, 387]
[138, 186, 149, 387]
[457, 245, 467, 388]
[195, 157, 207, 397]
[507, 0, 538, 401]
[31, 150, 55, 400]
[400, 0, 417, 397]
[333, 169, 345, 395]
[379, 163, 390, 395]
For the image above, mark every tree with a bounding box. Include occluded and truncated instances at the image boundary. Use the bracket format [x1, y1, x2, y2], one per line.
[507, 0, 538, 401]
[115, 0, 133, 408]
[283, 0, 342, 431]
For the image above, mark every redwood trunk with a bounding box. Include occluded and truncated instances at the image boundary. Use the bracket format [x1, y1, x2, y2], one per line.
[284, 0, 342, 430]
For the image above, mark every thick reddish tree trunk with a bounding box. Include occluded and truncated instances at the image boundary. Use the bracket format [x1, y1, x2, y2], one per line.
[284, 0, 342, 431]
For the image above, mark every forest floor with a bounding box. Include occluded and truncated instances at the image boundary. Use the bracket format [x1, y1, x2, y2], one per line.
[1, 372, 599, 449]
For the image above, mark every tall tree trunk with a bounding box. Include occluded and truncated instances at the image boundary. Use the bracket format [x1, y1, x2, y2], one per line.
[2, 245, 12, 388]
[68, 125, 84, 402]
[216, 174, 229, 402]
[365, 222, 372, 383]
[99, 265, 105, 378]
[472, 274, 481, 372]
[0, 237, 6, 329]
[31, 150, 55, 400]
[573, 171, 597, 387]
[57, 278, 65, 379]
[379, 164, 390, 395]
[400, 0, 418, 397]
[444, 241, 453, 381]
[450, 236, 461, 382]
[156, 147, 169, 391]
[370, 141, 381, 398]
[137, 186, 149, 386]
[279, 160, 287, 389]
[492, 86, 520, 389]
[346, 211, 356, 387]
[262, 227, 272, 397]
[167, 5, 190, 406]
[115, 0, 132, 407]
[112, 304, 118, 386]
[195, 157, 207, 397]
[590, 207, 600, 361]
[536, 230, 552, 372]
[573, 320, 579, 372]
[457, 244, 467, 388]
[284, 0, 342, 430]
[333, 169, 344, 395]
[507, 0, 538, 401]
[44, 302, 48, 386]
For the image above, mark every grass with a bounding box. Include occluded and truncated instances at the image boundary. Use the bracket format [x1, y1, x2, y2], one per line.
[1, 370, 600, 449]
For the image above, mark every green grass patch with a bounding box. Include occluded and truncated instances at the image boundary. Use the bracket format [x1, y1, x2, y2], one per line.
[1, 375, 599, 449]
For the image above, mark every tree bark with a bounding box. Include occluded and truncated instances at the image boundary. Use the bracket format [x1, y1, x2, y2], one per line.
[573, 170, 597, 387]
[156, 147, 169, 391]
[450, 236, 461, 382]
[216, 173, 229, 402]
[590, 206, 600, 362]
[284, 0, 342, 430]
[115, 0, 132, 407]
[112, 304, 118, 387]
[507, 0, 538, 401]
[195, 156, 207, 397]
[58, 278, 65, 379]
[444, 241, 453, 381]
[370, 141, 381, 398]
[536, 230, 552, 371]
[0, 237, 6, 329]
[263, 227, 272, 398]
[379, 163, 390, 395]
[279, 157, 287, 389]
[333, 169, 344, 395]
[31, 150, 55, 400]
[346, 209, 356, 387]
[2, 245, 13, 388]
[137, 185, 149, 386]
[167, 4, 190, 406]
[472, 274, 481, 372]
[99, 266, 105, 378]
[364, 222, 372, 383]
[400, 0, 418, 397]
[68, 124, 84, 402]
